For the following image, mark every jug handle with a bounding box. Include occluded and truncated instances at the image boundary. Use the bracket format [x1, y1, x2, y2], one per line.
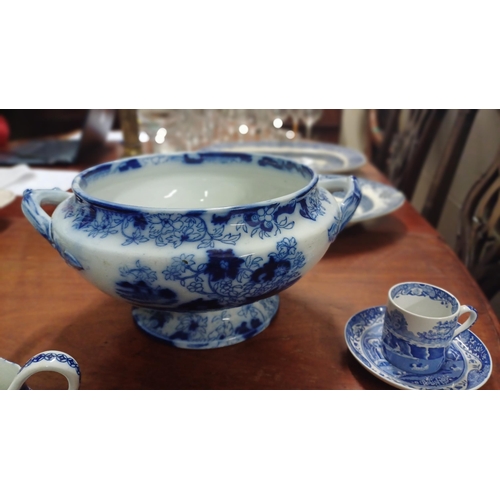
[7, 350, 81, 390]
[21, 188, 72, 245]
[318, 175, 361, 236]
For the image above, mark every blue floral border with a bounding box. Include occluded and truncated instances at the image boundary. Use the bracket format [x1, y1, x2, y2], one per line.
[61, 187, 331, 249]
[391, 283, 458, 314]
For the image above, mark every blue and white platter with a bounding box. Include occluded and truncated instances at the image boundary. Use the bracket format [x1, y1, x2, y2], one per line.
[345, 306, 492, 390]
[331, 178, 405, 225]
[203, 140, 367, 174]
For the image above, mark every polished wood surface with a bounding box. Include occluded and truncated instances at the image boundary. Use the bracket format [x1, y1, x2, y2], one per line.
[1, 154, 499, 389]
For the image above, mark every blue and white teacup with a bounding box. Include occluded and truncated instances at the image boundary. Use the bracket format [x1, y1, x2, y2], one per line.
[0, 350, 81, 390]
[381, 282, 478, 375]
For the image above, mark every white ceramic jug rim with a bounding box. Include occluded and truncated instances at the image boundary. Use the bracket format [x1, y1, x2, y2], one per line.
[71, 152, 320, 214]
[388, 281, 461, 320]
[0, 357, 22, 390]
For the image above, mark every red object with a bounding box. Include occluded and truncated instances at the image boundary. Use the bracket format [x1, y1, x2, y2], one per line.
[0, 115, 10, 146]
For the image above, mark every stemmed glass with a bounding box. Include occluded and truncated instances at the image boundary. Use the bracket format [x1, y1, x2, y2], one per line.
[301, 109, 323, 139]
[287, 109, 302, 139]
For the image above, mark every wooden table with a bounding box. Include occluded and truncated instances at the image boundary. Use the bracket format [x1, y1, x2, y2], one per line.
[1, 154, 499, 389]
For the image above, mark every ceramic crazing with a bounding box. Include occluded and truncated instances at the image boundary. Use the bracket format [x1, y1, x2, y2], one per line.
[22, 152, 361, 349]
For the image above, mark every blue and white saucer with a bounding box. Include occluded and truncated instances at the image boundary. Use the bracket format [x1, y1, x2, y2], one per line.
[345, 306, 492, 390]
[203, 140, 367, 174]
[331, 178, 405, 225]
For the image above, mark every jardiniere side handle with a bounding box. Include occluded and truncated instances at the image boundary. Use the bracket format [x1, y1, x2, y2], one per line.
[318, 174, 361, 238]
[21, 188, 72, 245]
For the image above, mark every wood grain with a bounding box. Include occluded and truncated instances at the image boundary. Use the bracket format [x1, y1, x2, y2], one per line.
[1, 160, 498, 390]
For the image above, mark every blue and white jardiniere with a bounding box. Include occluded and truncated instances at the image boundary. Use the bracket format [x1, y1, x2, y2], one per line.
[381, 282, 478, 374]
[22, 152, 361, 349]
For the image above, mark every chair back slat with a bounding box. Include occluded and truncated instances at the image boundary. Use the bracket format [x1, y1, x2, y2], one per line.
[371, 109, 400, 174]
[456, 147, 500, 299]
[387, 109, 447, 199]
[422, 109, 478, 226]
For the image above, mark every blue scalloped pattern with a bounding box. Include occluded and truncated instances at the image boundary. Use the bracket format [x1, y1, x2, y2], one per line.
[21, 352, 81, 378]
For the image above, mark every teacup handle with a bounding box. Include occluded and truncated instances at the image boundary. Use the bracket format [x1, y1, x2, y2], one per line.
[318, 174, 361, 233]
[453, 305, 478, 339]
[7, 350, 81, 390]
[21, 188, 71, 245]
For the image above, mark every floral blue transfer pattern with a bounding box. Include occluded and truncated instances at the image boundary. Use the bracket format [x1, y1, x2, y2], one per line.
[391, 282, 458, 314]
[114, 237, 305, 310]
[61, 188, 331, 249]
[22, 152, 362, 350]
[345, 306, 492, 390]
[132, 295, 280, 349]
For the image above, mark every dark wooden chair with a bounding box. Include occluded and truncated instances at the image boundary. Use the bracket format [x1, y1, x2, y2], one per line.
[456, 145, 500, 300]
[385, 109, 447, 200]
[370, 109, 478, 229]
[367, 109, 401, 174]
[371, 109, 495, 298]
[421, 109, 478, 226]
